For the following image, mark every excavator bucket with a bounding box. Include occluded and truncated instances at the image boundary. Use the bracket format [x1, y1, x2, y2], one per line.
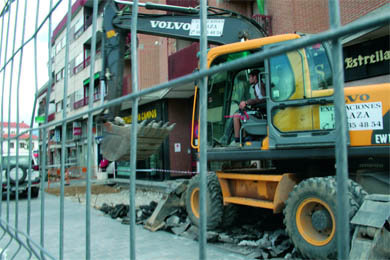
[101, 118, 176, 161]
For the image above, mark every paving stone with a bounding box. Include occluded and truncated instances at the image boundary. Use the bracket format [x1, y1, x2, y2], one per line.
[0, 193, 252, 260]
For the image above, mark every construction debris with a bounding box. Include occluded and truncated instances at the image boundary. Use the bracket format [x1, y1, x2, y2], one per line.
[101, 119, 176, 161]
[98, 200, 301, 259]
[144, 180, 188, 231]
[100, 203, 129, 219]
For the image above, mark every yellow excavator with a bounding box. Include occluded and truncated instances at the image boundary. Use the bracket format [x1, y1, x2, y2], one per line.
[186, 34, 389, 259]
[101, 1, 390, 259]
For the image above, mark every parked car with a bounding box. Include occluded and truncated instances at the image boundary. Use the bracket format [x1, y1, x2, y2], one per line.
[1, 153, 40, 198]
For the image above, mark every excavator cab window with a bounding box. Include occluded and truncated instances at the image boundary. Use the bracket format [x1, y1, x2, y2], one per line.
[266, 43, 336, 148]
[206, 49, 265, 146]
[206, 51, 260, 146]
[305, 43, 333, 92]
[269, 54, 295, 101]
[230, 70, 251, 114]
[207, 70, 229, 146]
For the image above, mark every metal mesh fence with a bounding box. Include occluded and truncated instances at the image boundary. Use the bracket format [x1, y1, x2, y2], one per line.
[0, 0, 388, 259]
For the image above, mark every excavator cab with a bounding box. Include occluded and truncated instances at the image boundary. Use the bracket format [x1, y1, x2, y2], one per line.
[192, 36, 337, 151]
[207, 65, 268, 147]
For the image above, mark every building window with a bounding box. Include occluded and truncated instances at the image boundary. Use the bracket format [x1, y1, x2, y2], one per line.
[55, 37, 66, 54]
[74, 52, 84, 74]
[51, 46, 56, 58]
[75, 88, 84, 102]
[10, 142, 14, 149]
[68, 93, 75, 111]
[56, 68, 64, 82]
[74, 17, 84, 39]
[56, 101, 63, 112]
[55, 42, 61, 54]
[20, 143, 26, 149]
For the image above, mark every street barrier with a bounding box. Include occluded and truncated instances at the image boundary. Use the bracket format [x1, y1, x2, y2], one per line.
[0, 0, 388, 259]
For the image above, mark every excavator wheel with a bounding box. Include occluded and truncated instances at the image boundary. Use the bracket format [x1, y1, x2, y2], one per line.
[220, 204, 239, 228]
[185, 173, 223, 230]
[283, 176, 358, 259]
[347, 178, 368, 206]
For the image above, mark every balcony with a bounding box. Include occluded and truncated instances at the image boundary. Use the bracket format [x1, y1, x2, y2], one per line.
[48, 113, 55, 122]
[73, 99, 85, 109]
[73, 93, 105, 109]
[73, 51, 101, 75]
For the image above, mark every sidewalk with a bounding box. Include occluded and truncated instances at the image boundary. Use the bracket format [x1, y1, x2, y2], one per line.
[0, 193, 253, 260]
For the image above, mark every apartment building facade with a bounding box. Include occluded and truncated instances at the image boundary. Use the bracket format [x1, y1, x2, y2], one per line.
[38, 0, 389, 179]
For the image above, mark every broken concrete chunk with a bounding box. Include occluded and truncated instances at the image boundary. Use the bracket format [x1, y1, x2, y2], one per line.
[238, 240, 259, 247]
[165, 215, 181, 227]
[207, 231, 219, 242]
[218, 233, 235, 244]
[181, 225, 198, 241]
[171, 221, 191, 236]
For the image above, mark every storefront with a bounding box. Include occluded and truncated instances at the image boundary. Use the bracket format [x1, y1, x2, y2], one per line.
[343, 30, 389, 86]
[112, 96, 196, 181]
[116, 100, 171, 180]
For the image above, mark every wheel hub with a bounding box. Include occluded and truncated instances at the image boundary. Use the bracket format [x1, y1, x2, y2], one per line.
[311, 209, 332, 232]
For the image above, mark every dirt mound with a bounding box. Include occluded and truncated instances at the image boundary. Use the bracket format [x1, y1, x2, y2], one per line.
[45, 185, 120, 197]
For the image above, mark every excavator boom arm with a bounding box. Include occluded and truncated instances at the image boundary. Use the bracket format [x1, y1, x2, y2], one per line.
[111, 13, 265, 45]
[102, 0, 265, 118]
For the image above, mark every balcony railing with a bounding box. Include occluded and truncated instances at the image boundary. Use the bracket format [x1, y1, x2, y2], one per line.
[73, 93, 105, 110]
[73, 99, 85, 109]
[73, 62, 84, 74]
[73, 50, 101, 75]
[48, 113, 55, 122]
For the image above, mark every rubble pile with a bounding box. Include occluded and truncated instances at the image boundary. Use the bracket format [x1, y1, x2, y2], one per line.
[100, 203, 129, 219]
[98, 203, 302, 259]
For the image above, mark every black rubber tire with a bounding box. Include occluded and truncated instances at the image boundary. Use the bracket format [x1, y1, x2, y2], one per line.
[327, 177, 367, 214]
[185, 173, 223, 230]
[7, 165, 27, 185]
[220, 204, 239, 228]
[347, 179, 368, 206]
[283, 176, 358, 259]
[31, 187, 39, 198]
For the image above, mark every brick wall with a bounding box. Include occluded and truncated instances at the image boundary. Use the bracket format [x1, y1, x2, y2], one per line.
[340, 0, 389, 25]
[267, 0, 389, 35]
[139, 35, 168, 90]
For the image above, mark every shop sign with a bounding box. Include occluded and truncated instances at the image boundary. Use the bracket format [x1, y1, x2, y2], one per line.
[73, 122, 82, 136]
[123, 108, 158, 124]
[343, 36, 390, 82]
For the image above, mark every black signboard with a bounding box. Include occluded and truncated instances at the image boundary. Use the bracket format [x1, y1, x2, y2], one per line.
[343, 35, 390, 82]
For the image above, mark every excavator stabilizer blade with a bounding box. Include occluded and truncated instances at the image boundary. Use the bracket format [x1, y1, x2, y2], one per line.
[101, 120, 176, 161]
[144, 180, 188, 232]
[349, 194, 390, 260]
